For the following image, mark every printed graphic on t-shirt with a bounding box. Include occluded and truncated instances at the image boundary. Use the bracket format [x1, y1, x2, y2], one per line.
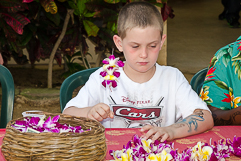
[111, 105, 163, 128]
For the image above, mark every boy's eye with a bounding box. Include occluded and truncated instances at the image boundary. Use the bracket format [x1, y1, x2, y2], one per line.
[132, 46, 139, 48]
[150, 45, 156, 48]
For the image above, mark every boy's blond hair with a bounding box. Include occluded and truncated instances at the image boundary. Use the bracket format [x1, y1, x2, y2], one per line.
[117, 1, 164, 39]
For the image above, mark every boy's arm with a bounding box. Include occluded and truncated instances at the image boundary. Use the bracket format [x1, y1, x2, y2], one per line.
[170, 109, 214, 139]
[141, 109, 214, 142]
[208, 105, 241, 125]
[63, 106, 91, 118]
[63, 104, 114, 122]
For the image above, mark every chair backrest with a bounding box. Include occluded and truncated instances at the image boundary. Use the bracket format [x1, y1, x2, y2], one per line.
[190, 67, 208, 95]
[0, 65, 14, 128]
[59, 67, 100, 112]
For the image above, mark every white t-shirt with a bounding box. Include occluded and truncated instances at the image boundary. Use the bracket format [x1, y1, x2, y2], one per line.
[64, 64, 210, 128]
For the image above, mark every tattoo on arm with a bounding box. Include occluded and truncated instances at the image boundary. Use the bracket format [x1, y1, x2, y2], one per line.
[193, 109, 204, 117]
[175, 110, 205, 132]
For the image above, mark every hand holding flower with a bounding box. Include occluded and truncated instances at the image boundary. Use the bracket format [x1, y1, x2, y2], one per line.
[87, 103, 114, 122]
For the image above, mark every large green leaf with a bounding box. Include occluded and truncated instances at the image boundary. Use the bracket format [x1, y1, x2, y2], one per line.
[45, 12, 60, 26]
[84, 12, 95, 18]
[202, 86, 209, 93]
[77, 0, 88, 15]
[19, 27, 32, 46]
[229, 87, 233, 94]
[83, 20, 99, 37]
[216, 48, 228, 59]
[222, 53, 231, 67]
[209, 56, 217, 67]
[232, 52, 241, 61]
[227, 47, 233, 56]
[232, 61, 241, 79]
[205, 99, 213, 105]
[107, 21, 117, 34]
[68, 0, 80, 15]
[214, 80, 228, 90]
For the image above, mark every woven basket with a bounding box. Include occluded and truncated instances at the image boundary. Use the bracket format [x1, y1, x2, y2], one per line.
[1, 112, 107, 161]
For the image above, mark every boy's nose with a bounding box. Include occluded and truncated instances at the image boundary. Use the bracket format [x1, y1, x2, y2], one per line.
[140, 47, 148, 58]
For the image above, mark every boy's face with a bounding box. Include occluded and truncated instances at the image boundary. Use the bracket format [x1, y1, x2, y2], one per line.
[113, 26, 166, 75]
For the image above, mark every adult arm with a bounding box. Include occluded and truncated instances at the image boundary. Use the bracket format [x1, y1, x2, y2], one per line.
[208, 105, 241, 125]
[141, 109, 214, 142]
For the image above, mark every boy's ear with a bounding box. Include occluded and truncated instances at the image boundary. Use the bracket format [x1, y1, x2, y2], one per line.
[113, 35, 123, 52]
[160, 34, 167, 49]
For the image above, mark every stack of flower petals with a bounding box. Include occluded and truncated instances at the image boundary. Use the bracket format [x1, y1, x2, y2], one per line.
[11, 114, 89, 133]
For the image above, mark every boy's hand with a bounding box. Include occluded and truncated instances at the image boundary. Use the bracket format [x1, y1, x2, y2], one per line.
[87, 103, 114, 122]
[140, 125, 175, 142]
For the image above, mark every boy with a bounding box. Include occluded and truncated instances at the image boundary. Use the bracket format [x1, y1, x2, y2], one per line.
[63, 1, 213, 142]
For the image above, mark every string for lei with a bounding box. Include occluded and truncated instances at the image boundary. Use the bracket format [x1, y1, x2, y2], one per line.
[100, 49, 124, 141]
[100, 49, 124, 103]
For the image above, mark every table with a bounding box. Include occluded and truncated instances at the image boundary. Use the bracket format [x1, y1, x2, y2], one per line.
[0, 126, 240, 160]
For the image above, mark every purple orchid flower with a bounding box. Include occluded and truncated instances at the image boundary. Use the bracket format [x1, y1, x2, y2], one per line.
[100, 55, 124, 89]
[102, 55, 124, 68]
[232, 136, 241, 157]
[12, 115, 90, 134]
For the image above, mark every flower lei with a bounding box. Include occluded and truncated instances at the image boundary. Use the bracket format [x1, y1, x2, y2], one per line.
[100, 55, 124, 89]
[110, 134, 241, 161]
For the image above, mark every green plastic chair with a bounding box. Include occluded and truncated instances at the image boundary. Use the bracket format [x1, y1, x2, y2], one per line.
[59, 67, 100, 112]
[0, 65, 14, 128]
[190, 67, 208, 95]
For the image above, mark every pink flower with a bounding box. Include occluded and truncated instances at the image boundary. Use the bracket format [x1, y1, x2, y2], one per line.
[232, 136, 241, 157]
[102, 55, 124, 68]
